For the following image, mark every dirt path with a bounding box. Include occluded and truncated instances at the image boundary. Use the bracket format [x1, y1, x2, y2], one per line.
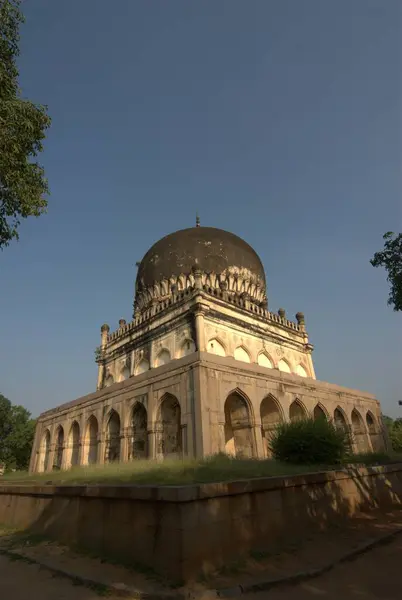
[242, 534, 402, 599]
[0, 554, 112, 599]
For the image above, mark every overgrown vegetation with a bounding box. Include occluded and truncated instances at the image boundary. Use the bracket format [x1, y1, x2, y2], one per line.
[383, 415, 402, 453]
[269, 417, 348, 465]
[2, 450, 400, 486]
[0, 393, 36, 471]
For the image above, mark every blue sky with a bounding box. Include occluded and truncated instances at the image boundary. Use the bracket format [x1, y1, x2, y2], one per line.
[1, 0, 401, 418]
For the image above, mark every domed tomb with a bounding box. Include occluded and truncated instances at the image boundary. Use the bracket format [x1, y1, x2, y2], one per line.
[134, 226, 267, 312]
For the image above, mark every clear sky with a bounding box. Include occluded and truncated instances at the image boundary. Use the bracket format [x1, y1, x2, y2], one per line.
[1, 0, 401, 418]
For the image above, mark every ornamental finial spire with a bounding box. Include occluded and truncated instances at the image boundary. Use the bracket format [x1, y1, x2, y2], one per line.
[196, 212, 200, 227]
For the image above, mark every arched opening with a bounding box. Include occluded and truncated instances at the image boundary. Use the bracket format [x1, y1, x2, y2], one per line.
[278, 359, 291, 373]
[207, 338, 226, 357]
[313, 404, 327, 421]
[351, 409, 370, 453]
[257, 353, 273, 368]
[105, 410, 121, 463]
[234, 346, 251, 363]
[155, 349, 171, 367]
[135, 358, 149, 375]
[260, 395, 282, 458]
[366, 412, 382, 452]
[53, 426, 64, 470]
[38, 430, 51, 472]
[156, 394, 182, 459]
[84, 416, 99, 465]
[129, 402, 148, 459]
[334, 407, 351, 450]
[295, 364, 308, 378]
[224, 392, 254, 458]
[119, 366, 130, 382]
[178, 339, 196, 358]
[68, 421, 80, 468]
[289, 400, 307, 421]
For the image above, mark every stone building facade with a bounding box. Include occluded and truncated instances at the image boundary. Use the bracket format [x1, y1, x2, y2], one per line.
[30, 224, 386, 472]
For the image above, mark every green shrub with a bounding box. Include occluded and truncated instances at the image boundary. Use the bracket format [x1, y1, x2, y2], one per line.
[269, 417, 348, 465]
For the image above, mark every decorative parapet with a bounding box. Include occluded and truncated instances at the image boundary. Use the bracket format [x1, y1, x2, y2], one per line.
[106, 287, 306, 343]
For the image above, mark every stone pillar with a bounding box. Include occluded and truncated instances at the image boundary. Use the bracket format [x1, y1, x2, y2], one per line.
[97, 324, 110, 390]
[98, 434, 105, 465]
[193, 302, 209, 352]
[120, 429, 130, 463]
[147, 429, 157, 459]
[29, 422, 41, 473]
[218, 419, 226, 453]
[252, 421, 264, 458]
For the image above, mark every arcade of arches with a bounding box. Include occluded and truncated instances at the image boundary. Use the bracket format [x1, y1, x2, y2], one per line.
[35, 392, 384, 471]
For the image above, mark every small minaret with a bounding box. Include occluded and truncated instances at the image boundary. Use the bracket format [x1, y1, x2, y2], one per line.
[196, 212, 200, 227]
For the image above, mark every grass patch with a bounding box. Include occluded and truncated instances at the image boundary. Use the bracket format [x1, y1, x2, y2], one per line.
[1, 452, 401, 487]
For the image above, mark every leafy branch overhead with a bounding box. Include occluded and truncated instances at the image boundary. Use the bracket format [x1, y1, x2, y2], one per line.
[0, 0, 51, 248]
[370, 232, 402, 312]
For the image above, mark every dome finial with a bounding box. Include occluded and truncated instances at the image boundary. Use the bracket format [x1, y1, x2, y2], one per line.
[195, 212, 200, 227]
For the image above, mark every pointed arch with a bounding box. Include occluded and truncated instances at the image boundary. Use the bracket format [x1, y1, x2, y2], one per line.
[53, 425, 64, 470]
[156, 393, 182, 459]
[278, 359, 291, 373]
[155, 348, 171, 368]
[234, 346, 251, 363]
[224, 389, 254, 458]
[177, 338, 196, 358]
[295, 364, 308, 378]
[119, 366, 130, 382]
[366, 411, 382, 452]
[207, 338, 226, 357]
[37, 429, 51, 473]
[135, 358, 150, 375]
[105, 409, 121, 463]
[289, 399, 307, 421]
[84, 415, 99, 465]
[67, 421, 80, 468]
[260, 395, 283, 458]
[334, 407, 348, 430]
[313, 404, 328, 421]
[129, 402, 148, 459]
[351, 408, 370, 453]
[257, 352, 273, 369]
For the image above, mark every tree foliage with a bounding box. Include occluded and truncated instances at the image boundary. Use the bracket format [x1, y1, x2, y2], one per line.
[370, 232, 402, 312]
[0, 393, 36, 471]
[269, 417, 348, 465]
[382, 415, 402, 453]
[0, 0, 51, 248]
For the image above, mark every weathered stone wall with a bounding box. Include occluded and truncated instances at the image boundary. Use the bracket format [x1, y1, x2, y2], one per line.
[1, 465, 402, 581]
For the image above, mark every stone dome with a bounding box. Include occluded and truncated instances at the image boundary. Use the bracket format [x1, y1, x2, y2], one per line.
[134, 226, 267, 311]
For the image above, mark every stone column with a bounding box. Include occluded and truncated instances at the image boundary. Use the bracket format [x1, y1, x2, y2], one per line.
[28, 422, 41, 473]
[193, 302, 209, 352]
[218, 419, 226, 453]
[120, 429, 130, 463]
[48, 443, 56, 472]
[147, 429, 157, 460]
[251, 421, 264, 458]
[98, 434, 105, 465]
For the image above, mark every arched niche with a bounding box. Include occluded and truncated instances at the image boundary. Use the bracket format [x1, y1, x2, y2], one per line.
[38, 430, 51, 473]
[234, 346, 251, 363]
[67, 421, 80, 468]
[129, 402, 148, 459]
[207, 338, 226, 357]
[295, 364, 308, 378]
[119, 366, 130, 382]
[84, 415, 99, 465]
[260, 395, 282, 457]
[105, 410, 121, 463]
[278, 359, 291, 373]
[257, 353, 273, 369]
[351, 408, 370, 453]
[289, 399, 307, 422]
[224, 391, 254, 458]
[155, 349, 171, 368]
[313, 404, 327, 421]
[104, 374, 114, 387]
[53, 426, 64, 470]
[135, 358, 150, 375]
[178, 338, 196, 358]
[156, 394, 182, 459]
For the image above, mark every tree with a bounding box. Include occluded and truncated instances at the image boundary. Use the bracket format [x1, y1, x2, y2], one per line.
[0, 393, 36, 471]
[0, 0, 51, 249]
[382, 415, 402, 453]
[370, 232, 402, 312]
